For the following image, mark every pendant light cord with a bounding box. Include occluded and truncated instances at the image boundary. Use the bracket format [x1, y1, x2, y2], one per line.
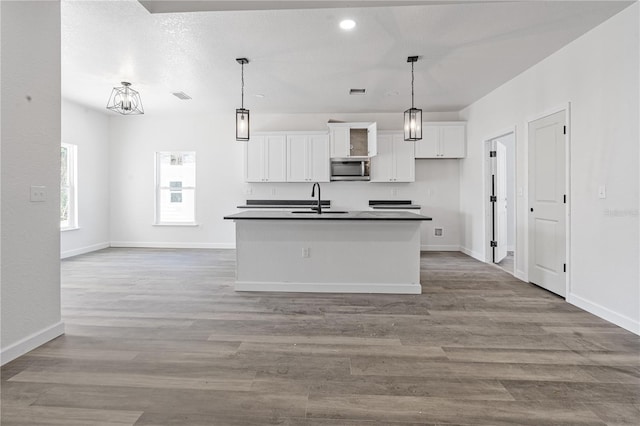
[241, 62, 245, 109]
[411, 61, 415, 109]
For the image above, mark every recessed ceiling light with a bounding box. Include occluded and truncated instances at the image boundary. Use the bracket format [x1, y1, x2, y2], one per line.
[255, 94, 265, 98]
[340, 19, 356, 30]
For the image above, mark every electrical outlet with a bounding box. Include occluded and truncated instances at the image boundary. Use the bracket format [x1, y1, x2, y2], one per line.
[271, 188, 277, 196]
[30, 185, 46, 202]
[245, 186, 253, 195]
[391, 188, 398, 196]
[434, 228, 443, 237]
[302, 247, 310, 258]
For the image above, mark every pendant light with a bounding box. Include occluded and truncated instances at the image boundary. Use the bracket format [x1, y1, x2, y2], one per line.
[106, 82, 144, 115]
[404, 56, 422, 141]
[236, 58, 250, 141]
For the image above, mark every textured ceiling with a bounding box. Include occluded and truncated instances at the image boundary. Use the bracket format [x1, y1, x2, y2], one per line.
[61, 0, 632, 115]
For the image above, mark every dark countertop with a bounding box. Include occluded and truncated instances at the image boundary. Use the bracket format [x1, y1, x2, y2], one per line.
[224, 211, 432, 221]
[370, 205, 421, 209]
[238, 199, 330, 209]
[368, 200, 421, 209]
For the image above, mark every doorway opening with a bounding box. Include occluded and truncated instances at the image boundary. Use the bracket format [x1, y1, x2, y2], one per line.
[485, 131, 516, 275]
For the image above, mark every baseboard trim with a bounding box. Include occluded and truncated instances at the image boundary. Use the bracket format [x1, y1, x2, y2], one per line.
[460, 246, 484, 262]
[61, 242, 110, 259]
[110, 242, 235, 249]
[1, 321, 65, 366]
[235, 281, 421, 294]
[514, 269, 527, 282]
[568, 293, 639, 335]
[420, 245, 460, 251]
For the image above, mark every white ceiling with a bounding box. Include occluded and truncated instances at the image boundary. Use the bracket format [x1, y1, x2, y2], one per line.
[61, 0, 632, 115]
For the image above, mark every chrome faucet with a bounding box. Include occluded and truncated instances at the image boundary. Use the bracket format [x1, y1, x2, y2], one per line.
[311, 182, 322, 214]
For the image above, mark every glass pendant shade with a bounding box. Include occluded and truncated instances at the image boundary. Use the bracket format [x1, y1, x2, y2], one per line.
[106, 82, 144, 115]
[236, 108, 250, 141]
[236, 58, 250, 141]
[404, 107, 422, 141]
[404, 56, 422, 141]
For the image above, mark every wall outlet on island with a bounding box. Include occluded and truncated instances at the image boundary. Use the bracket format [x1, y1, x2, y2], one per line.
[302, 247, 310, 258]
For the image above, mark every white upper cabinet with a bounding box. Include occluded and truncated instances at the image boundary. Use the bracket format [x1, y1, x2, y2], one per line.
[308, 134, 330, 182]
[286, 134, 330, 182]
[329, 127, 350, 158]
[371, 133, 415, 182]
[328, 122, 378, 158]
[244, 134, 287, 182]
[286, 135, 307, 182]
[415, 122, 466, 158]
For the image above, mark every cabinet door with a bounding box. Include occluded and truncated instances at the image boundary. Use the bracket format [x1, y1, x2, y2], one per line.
[308, 135, 330, 182]
[286, 135, 308, 182]
[245, 136, 265, 182]
[367, 122, 378, 156]
[330, 127, 350, 158]
[370, 134, 393, 182]
[265, 135, 287, 182]
[440, 125, 466, 158]
[392, 135, 415, 182]
[414, 125, 439, 158]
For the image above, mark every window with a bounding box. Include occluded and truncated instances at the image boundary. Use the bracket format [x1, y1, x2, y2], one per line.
[155, 152, 196, 224]
[60, 143, 78, 230]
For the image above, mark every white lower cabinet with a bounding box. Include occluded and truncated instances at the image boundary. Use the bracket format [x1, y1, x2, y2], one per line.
[415, 122, 466, 158]
[286, 134, 329, 182]
[244, 135, 287, 182]
[371, 133, 415, 182]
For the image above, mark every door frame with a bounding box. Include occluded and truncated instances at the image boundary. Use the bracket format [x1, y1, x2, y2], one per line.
[525, 102, 572, 297]
[483, 125, 517, 274]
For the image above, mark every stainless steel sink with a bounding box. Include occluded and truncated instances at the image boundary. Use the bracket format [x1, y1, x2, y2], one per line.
[291, 210, 349, 214]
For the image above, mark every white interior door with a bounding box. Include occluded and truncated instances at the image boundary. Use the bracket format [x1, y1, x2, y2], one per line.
[528, 110, 566, 297]
[495, 142, 508, 263]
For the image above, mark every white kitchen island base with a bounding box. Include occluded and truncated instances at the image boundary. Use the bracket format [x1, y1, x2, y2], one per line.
[226, 211, 431, 294]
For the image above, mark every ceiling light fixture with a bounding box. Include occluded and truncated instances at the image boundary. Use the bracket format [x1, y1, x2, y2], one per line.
[404, 56, 422, 141]
[106, 82, 144, 115]
[340, 19, 356, 30]
[236, 58, 250, 141]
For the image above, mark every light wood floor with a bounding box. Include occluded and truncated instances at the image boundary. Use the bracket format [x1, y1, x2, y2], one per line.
[2, 249, 639, 425]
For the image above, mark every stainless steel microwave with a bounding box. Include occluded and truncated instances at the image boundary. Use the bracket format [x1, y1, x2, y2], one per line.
[330, 158, 370, 181]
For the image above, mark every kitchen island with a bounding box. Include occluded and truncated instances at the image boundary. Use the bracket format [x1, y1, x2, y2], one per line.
[224, 210, 432, 294]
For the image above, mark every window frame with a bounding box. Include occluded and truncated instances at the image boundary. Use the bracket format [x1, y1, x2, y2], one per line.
[154, 151, 198, 226]
[60, 143, 78, 231]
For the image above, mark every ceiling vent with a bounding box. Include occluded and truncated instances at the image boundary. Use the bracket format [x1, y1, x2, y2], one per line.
[172, 91, 192, 100]
[349, 89, 366, 95]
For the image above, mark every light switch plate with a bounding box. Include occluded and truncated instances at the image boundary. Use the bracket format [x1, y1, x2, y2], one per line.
[598, 185, 606, 199]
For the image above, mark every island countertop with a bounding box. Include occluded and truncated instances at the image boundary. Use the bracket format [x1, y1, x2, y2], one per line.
[224, 210, 432, 221]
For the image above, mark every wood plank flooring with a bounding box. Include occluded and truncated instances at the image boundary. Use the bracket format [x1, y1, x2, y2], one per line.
[1, 248, 639, 425]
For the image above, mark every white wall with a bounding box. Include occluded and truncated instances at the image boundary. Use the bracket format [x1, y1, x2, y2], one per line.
[459, 4, 639, 332]
[496, 133, 516, 252]
[60, 100, 110, 258]
[1, 1, 64, 365]
[109, 111, 462, 251]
